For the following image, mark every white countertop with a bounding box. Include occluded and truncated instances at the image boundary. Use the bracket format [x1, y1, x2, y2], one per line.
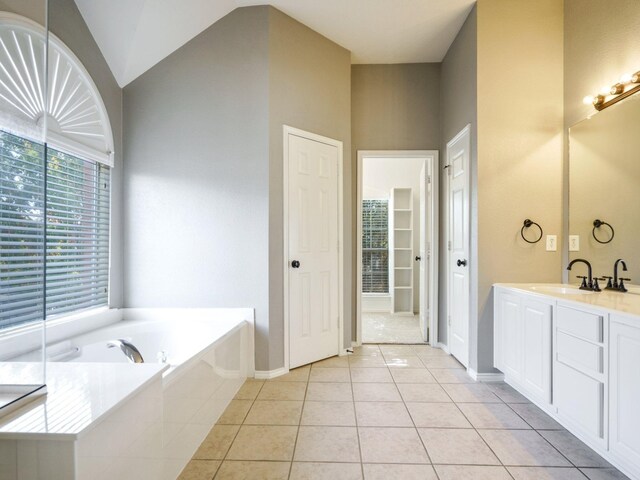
[495, 283, 640, 317]
[0, 362, 167, 440]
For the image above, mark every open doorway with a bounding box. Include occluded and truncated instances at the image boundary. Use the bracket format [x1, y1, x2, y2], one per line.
[356, 151, 438, 345]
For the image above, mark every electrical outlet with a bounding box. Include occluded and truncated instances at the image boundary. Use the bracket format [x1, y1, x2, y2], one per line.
[546, 235, 557, 251]
[569, 235, 580, 251]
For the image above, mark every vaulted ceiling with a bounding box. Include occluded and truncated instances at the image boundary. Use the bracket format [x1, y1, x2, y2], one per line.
[74, 0, 476, 87]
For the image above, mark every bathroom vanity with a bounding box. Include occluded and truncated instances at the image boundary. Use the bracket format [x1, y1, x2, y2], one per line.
[494, 283, 640, 479]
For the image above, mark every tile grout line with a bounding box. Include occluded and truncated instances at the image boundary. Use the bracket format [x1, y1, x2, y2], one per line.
[349, 349, 366, 479]
[286, 370, 310, 479]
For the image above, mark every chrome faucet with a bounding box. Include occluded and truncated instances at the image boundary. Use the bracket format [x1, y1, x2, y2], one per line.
[567, 258, 600, 291]
[106, 339, 144, 363]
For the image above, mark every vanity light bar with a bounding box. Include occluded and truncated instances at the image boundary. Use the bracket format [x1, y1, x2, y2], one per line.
[583, 70, 640, 111]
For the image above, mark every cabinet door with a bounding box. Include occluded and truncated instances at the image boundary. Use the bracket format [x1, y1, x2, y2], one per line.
[522, 299, 552, 403]
[610, 317, 640, 475]
[498, 292, 523, 380]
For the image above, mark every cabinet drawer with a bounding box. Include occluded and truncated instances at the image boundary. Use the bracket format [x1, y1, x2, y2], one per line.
[556, 330, 603, 375]
[557, 305, 603, 343]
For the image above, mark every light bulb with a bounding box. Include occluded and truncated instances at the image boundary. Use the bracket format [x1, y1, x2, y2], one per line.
[599, 85, 610, 95]
[583, 95, 594, 105]
[620, 73, 633, 84]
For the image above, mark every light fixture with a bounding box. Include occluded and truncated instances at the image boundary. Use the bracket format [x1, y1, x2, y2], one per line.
[584, 69, 640, 111]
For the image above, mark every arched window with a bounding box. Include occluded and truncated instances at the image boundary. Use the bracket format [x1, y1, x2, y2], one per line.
[0, 13, 114, 329]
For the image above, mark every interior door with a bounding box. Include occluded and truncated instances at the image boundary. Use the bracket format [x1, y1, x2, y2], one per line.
[419, 164, 428, 341]
[447, 126, 470, 367]
[288, 133, 340, 369]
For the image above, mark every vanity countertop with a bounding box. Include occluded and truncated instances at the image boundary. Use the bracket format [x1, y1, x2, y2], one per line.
[495, 283, 640, 318]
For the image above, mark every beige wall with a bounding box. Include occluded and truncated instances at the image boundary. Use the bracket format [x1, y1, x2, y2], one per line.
[351, 63, 441, 338]
[475, 0, 564, 372]
[268, 7, 352, 364]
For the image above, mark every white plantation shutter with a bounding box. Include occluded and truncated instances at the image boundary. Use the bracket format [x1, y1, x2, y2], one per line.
[362, 199, 389, 294]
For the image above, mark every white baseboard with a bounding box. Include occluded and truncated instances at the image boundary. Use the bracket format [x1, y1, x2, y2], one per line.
[351, 341, 361, 348]
[436, 342, 450, 354]
[467, 368, 504, 382]
[254, 367, 288, 379]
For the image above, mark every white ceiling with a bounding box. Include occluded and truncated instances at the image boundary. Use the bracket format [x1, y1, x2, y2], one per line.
[73, 0, 476, 88]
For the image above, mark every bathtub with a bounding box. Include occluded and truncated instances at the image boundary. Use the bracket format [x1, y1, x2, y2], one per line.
[3, 307, 254, 480]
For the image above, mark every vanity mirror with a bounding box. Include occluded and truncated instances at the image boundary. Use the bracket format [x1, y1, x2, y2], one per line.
[568, 93, 640, 285]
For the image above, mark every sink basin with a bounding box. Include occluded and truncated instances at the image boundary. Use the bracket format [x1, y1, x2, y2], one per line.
[530, 285, 595, 295]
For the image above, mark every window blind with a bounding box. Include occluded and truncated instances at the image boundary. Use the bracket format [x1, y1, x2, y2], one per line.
[0, 130, 110, 329]
[362, 199, 389, 294]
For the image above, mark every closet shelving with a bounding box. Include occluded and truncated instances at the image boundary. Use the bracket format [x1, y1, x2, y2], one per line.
[389, 188, 414, 314]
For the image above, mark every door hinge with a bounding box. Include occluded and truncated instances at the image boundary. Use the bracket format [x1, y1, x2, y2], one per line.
[448, 240, 452, 251]
[427, 175, 431, 185]
[448, 315, 451, 326]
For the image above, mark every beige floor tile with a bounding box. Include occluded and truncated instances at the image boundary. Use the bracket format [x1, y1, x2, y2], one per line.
[352, 383, 402, 402]
[301, 401, 356, 426]
[421, 356, 464, 369]
[177, 460, 221, 480]
[441, 383, 501, 402]
[214, 460, 290, 479]
[457, 403, 531, 429]
[305, 382, 353, 401]
[234, 380, 264, 400]
[580, 468, 630, 479]
[257, 382, 307, 401]
[290, 462, 363, 480]
[508, 403, 563, 430]
[244, 400, 303, 425]
[358, 427, 430, 464]
[508, 466, 590, 479]
[350, 367, 393, 383]
[226, 425, 298, 461]
[539, 430, 612, 467]
[294, 426, 361, 462]
[363, 463, 437, 479]
[390, 368, 436, 384]
[217, 400, 253, 425]
[412, 345, 448, 357]
[429, 368, 475, 384]
[379, 345, 418, 356]
[351, 345, 382, 356]
[349, 355, 387, 368]
[383, 355, 426, 368]
[193, 425, 240, 460]
[355, 401, 413, 427]
[418, 428, 500, 465]
[487, 383, 531, 403]
[406, 402, 472, 428]
[397, 383, 452, 403]
[479, 429, 572, 466]
[312, 356, 349, 368]
[309, 367, 351, 383]
[269, 366, 310, 382]
[435, 465, 512, 479]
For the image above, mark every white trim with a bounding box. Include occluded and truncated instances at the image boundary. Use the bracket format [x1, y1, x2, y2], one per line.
[255, 367, 289, 380]
[436, 342, 450, 354]
[351, 341, 361, 348]
[283, 125, 344, 371]
[356, 150, 439, 346]
[445, 125, 471, 365]
[467, 368, 504, 382]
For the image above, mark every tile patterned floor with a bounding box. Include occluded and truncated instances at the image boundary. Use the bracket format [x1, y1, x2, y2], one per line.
[362, 313, 425, 344]
[178, 344, 629, 480]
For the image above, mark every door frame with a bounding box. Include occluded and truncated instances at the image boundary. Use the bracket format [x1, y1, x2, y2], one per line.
[283, 125, 345, 371]
[445, 124, 471, 365]
[356, 150, 439, 346]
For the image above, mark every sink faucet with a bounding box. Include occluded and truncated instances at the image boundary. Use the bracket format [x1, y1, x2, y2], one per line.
[567, 258, 600, 291]
[614, 259, 628, 290]
[107, 339, 144, 363]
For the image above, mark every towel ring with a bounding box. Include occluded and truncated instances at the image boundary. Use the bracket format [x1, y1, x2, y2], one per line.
[521, 219, 543, 244]
[592, 219, 614, 244]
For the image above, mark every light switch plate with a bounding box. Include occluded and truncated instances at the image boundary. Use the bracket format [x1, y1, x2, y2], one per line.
[569, 235, 580, 251]
[546, 235, 557, 251]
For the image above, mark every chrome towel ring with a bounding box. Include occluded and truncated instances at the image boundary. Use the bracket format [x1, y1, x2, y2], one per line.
[593, 219, 614, 244]
[521, 219, 543, 244]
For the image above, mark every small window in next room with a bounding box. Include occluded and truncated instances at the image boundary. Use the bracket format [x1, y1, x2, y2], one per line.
[362, 199, 389, 294]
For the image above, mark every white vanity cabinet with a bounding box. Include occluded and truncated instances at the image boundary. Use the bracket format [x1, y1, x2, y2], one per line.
[494, 287, 552, 405]
[609, 314, 640, 479]
[553, 304, 607, 450]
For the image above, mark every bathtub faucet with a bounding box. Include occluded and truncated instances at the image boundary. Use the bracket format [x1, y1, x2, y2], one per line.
[106, 339, 144, 363]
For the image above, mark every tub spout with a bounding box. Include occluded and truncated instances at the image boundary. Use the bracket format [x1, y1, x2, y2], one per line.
[106, 339, 144, 363]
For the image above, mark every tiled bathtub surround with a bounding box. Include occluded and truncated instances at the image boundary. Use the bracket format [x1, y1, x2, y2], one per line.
[178, 345, 629, 480]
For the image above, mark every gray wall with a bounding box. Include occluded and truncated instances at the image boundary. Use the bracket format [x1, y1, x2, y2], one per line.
[439, 6, 477, 347]
[351, 63, 441, 339]
[123, 7, 272, 368]
[268, 8, 352, 360]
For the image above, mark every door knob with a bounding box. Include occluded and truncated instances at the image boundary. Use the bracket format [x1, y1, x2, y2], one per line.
[291, 260, 300, 268]
[457, 259, 467, 267]
[415, 256, 422, 261]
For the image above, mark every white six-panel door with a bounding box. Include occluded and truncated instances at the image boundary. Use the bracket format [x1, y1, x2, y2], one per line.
[447, 126, 470, 367]
[287, 132, 340, 369]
